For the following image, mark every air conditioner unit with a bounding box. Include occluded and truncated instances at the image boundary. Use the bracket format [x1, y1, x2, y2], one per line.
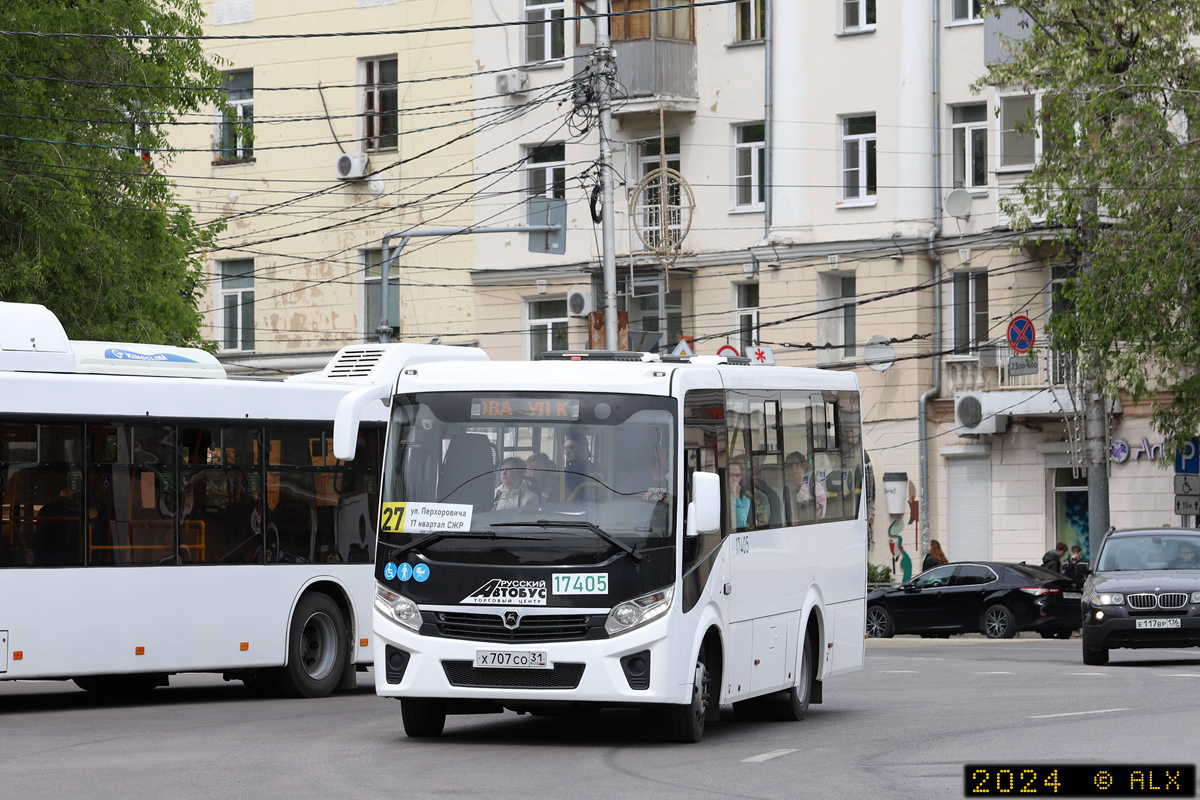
[566, 288, 594, 317]
[978, 342, 1001, 369]
[496, 70, 530, 96]
[335, 152, 370, 181]
[954, 392, 1010, 435]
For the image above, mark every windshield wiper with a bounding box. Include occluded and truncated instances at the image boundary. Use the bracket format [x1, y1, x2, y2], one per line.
[490, 520, 644, 564]
[388, 531, 551, 558]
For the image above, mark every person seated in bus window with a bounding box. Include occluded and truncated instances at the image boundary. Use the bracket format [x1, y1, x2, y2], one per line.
[729, 454, 769, 532]
[493, 457, 538, 510]
[524, 452, 558, 503]
[1167, 541, 1199, 569]
[752, 455, 783, 527]
[562, 430, 601, 497]
[784, 451, 826, 524]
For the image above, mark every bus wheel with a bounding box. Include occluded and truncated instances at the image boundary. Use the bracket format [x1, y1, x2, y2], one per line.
[663, 654, 708, 743]
[774, 634, 814, 722]
[276, 592, 347, 698]
[401, 698, 447, 738]
[73, 674, 166, 697]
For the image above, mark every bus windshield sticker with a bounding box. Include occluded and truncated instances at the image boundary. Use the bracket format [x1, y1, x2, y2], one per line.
[380, 502, 472, 535]
[552, 573, 609, 595]
[463, 579, 548, 606]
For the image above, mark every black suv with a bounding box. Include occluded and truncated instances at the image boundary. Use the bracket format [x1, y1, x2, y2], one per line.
[1079, 528, 1200, 665]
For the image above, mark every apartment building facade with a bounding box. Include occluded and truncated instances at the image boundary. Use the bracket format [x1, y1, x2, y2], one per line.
[464, 0, 1180, 572]
[174, 0, 480, 373]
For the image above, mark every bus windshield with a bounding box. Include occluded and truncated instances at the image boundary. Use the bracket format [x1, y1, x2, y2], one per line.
[383, 392, 677, 564]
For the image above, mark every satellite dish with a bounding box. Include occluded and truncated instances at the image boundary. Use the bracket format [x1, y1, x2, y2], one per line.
[863, 335, 895, 372]
[944, 189, 973, 220]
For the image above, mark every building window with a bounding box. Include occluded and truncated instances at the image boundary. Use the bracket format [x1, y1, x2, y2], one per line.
[951, 0, 982, 22]
[952, 104, 988, 189]
[841, 276, 856, 357]
[363, 57, 398, 152]
[527, 143, 567, 200]
[576, 0, 690, 44]
[840, 114, 876, 202]
[999, 95, 1035, 168]
[526, 0, 565, 62]
[635, 136, 682, 250]
[219, 259, 254, 351]
[527, 298, 569, 360]
[734, 0, 765, 42]
[362, 249, 400, 339]
[656, 0, 693, 41]
[817, 272, 855, 361]
[734, 123, 766, 210]
[216, 71, 253, 163]
[952, 270, 989, 353]
[612, 0, 652, 41]
[619, 273, 683, 354]
[842, 0, 876, 32]
[733, 283, 759, 356]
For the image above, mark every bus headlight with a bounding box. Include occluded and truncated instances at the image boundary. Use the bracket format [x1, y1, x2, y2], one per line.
[605, 586, 674, 636]
[375, 583, 421, 631]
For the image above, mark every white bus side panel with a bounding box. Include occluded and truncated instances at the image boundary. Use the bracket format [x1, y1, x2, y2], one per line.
[0, 565, 371, 680]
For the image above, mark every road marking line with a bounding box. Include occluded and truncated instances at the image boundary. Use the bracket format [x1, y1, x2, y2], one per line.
[1161, 674, 1200, 677]
[1029, 708, 1130, 719]
[1065, 672, 1106, 676]
[974, 671, 1013, 675]
[881, 670, 919, 673]
[742, 749, 798, 763]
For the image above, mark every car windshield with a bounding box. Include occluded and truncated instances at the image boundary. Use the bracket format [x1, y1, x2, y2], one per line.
[1096, 534, 1200, 571]
[382, 391, 677, 562]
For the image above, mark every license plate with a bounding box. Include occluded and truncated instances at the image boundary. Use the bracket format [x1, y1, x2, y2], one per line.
[1135, 618, 1182, 630]
[474, 650, 550, 669]
[1064, 591, 1082, 600]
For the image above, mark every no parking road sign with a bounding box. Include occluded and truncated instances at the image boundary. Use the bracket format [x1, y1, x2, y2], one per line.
[1007, 316, 1036, 354]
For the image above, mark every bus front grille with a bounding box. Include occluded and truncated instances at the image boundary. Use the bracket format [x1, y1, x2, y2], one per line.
[431, 612, 600, 643]
[441, 661, 585, 689]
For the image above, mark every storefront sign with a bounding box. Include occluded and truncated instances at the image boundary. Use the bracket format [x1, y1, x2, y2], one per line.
[1110, 440, 1130, 463]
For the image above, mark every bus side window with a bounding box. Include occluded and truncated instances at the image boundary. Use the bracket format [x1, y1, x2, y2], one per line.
[682, 388, 727, 614]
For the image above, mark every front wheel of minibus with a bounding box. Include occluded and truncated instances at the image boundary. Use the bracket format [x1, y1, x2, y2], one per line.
[401, 698, 448, 738]
[662, 653, 709, 743]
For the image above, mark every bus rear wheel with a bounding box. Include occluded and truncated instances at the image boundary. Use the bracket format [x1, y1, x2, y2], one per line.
[774, 634, 814, 722]
[275, 592, 347, 698]
[401, 698, 447, 738]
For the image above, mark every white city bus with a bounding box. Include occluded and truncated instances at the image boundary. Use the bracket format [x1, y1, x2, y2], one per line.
[0, 302, 485, 697]
[335, 350, 867, 742]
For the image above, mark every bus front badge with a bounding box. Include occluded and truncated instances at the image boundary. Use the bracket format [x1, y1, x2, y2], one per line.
[503, 611, 520, 629]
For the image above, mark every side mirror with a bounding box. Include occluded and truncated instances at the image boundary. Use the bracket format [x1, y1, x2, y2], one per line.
[688, 472, 721, 537]
[902, 582, 918, 592]
[1075, 562, 1091, 578]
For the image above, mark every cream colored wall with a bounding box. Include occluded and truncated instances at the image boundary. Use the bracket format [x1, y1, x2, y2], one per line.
[176, 0, 477, 353]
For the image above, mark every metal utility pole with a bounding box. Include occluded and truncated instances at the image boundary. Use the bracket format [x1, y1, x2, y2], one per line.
[595, 0, 619, 351]
[1080, 192, 1110, 558]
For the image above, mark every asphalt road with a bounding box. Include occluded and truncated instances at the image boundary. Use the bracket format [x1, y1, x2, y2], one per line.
[3, 635, 1199, 800]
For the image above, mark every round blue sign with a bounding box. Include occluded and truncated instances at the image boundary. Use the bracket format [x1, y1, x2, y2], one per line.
[413, 563, 430, 583]
[383, 562, 397, 580]
[397, 562, 413, 582]
[1007, 315, 1036, 354]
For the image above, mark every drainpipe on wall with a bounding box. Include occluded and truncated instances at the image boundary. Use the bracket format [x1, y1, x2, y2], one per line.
[918, 0, 942, 561]
[763, 0, 773, 238]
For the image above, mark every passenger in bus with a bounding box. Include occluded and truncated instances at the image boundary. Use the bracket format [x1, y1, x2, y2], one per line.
[562, 430, 601, 496]
[784, 452, 826, 523]
[729, 455, 769, 531]
[524, 452, 558, 503]
[493, 457, 538, 510]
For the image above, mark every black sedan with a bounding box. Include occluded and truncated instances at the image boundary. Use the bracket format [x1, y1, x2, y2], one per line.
[1079, 528, 1200, 666]
[866, 561, 1082, 639]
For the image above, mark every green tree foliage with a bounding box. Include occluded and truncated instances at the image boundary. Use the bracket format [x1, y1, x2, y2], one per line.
[979, 1, 1200, 450]
[0, 0, 225, 347]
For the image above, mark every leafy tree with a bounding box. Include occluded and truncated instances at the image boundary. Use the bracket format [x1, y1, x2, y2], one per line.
[0, 0, 225, 347]
[978, 1, 1200, 451]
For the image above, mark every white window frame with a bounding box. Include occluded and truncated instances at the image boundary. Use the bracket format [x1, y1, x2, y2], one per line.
[997, 93, 1036, 171]
[951, 269, 989, 354]
[732, 123, 766, 211]
[817, 271, 855, 364]
[218, 259, 254, 352]
[524, 296, 570, 360]
[525, 0, 566, 63]
[361, 56, 398, 153]
[731, 282, 760, 355]
[526, 142, 567, 200]
[840, 0, 876, 33]
[214, 70, 253, 163]
[950, 0, 983, 23]
[951, 103, 989, 192]
[838, 114, 877, 206]
[732, 0, 765, 42]
[635, 136, 682, 251]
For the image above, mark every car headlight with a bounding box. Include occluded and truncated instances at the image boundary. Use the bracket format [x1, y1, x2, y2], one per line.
[1192, 591, 1200, 604]
[1094, 592, 1124, 606]
[605, 586, 674, 636]
[375, 583, 421, 631]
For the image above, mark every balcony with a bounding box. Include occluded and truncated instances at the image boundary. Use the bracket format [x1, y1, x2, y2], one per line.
[942, 342, 1079, 395]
